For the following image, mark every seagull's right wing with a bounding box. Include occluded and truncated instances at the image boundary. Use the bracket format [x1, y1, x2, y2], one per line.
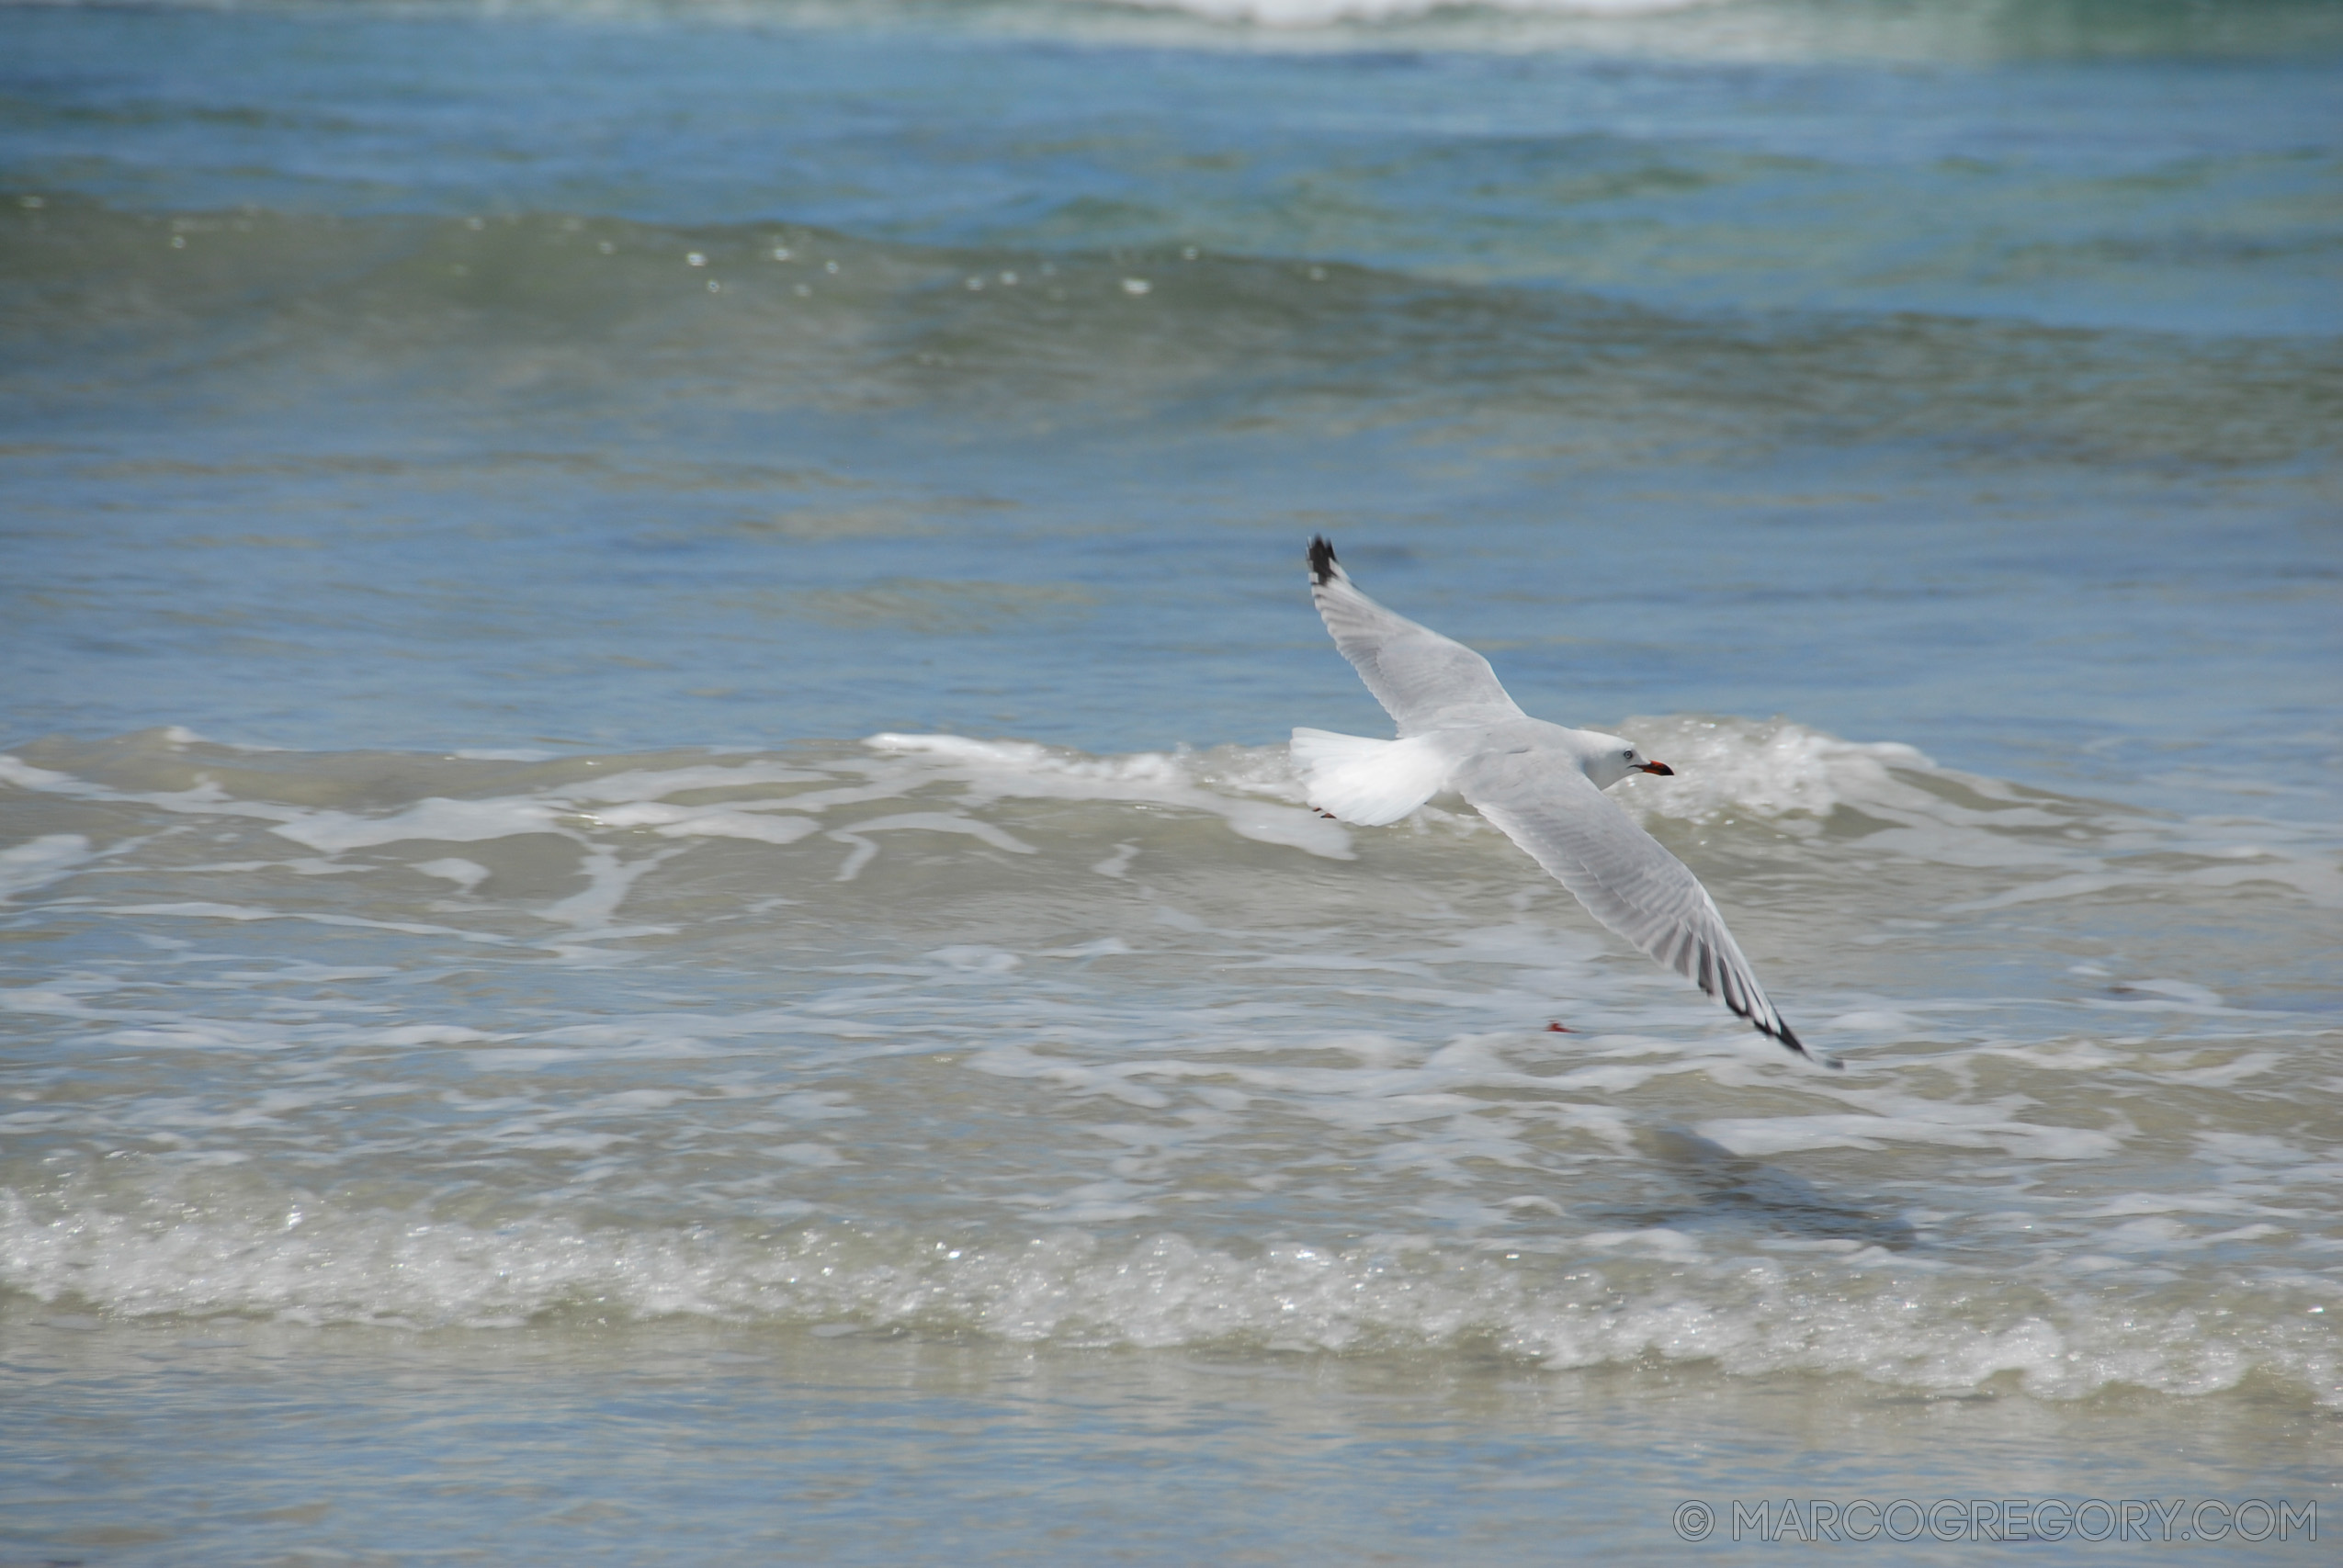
[1308, 537, 1524, 737]
[1454, 748, 1821, 1064]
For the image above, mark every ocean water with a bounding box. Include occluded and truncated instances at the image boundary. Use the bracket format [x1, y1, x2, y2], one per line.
[3, 1, 2339, 1561]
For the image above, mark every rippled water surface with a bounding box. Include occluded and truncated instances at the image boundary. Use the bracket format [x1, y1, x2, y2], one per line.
[3, 1, 2339, 1562]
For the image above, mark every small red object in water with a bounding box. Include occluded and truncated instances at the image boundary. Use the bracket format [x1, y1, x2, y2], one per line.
[1545, 1021, 1572, 1032]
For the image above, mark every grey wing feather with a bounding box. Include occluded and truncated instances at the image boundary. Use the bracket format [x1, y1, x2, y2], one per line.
[1308, 537, 1523, 737]
[1454, 750, 1820, 1063]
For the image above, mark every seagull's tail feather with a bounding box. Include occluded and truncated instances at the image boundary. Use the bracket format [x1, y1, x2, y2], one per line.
[1290, 729, 1452, 827]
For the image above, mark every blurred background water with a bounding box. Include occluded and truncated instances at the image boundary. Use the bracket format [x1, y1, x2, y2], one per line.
[3, 2, 2339, 1562]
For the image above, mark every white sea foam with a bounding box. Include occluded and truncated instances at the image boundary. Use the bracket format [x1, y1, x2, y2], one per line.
[0, 834, 97, 901]
[1102, 0, 1717, 26]
[4, 724, 2338, 1408]
[11, 719, 2323, 915]
[1612, 715, 1930, 825]
[3, 1189, 2332, 1406]
[865, 732, 1355, 859]
[271, 796, 576, 852]
[413, 856, 492, 892]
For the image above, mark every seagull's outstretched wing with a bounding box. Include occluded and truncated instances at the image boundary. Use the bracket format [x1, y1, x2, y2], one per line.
[1309, 537, 1523, 737]
[1303, 534, 1823, 1064]
[1454, 748, 1827, 1065]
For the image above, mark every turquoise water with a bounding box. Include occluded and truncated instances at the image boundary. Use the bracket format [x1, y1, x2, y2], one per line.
[3, 2, 2339, 1561]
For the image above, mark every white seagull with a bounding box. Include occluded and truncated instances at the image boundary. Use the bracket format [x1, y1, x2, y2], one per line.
[1293, 537, 1832, 1066]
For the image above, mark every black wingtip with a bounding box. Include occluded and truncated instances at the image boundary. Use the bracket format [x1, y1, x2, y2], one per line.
[1307, 536, 1340, 586]
[1766, 1018, 1841, 1069]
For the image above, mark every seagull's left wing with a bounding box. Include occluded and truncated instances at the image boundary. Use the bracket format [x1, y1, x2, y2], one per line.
[1454, 749, 1824, 1065]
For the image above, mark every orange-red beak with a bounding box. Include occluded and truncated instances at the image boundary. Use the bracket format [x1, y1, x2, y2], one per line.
[1636, 761, 1674, 775]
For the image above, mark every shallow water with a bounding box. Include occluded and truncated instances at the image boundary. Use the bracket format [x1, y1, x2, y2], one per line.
[3, 1, 2340, 1561]
[3, 1319, 2333, 1564]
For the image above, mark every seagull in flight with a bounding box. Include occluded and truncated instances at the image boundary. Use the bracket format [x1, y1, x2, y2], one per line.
[1293, 537, 1833, 1066]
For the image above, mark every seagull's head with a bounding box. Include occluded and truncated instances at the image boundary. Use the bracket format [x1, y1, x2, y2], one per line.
[1583, 734, 1675, 791]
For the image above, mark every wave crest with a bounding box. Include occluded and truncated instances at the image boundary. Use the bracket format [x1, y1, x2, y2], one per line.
[1100, 0, 1715, 26]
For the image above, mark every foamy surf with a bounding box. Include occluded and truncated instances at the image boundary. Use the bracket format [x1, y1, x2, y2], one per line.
[5, 1185, 2332, 1407]
[3, 723, 2336, 1408]
[1103, 0, 1715, 26]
